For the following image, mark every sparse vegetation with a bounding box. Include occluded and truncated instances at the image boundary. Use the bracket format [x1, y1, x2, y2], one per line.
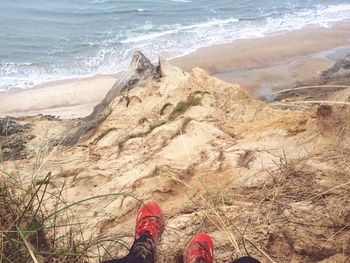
[0, 129, 135, 263]
[1, 56, 350, 263]
[128, 120, 167, 139]
[168, 93, 202, 121]
[91, 128, 118, 145]
[0, 169, 90, 262]
[167, 152, 350, 263]
[0, 118, 34, 161]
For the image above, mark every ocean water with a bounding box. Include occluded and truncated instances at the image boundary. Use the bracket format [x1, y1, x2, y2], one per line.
[1, 0, 350, 91]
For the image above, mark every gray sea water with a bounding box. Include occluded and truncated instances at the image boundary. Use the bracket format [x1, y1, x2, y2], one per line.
[1, 0, 350, 91]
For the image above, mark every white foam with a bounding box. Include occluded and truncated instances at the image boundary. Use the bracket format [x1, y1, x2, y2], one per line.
[87, 0, 113, 4]
[121, 4, 350, 47]
[121, 29, 180, 44]
[2, 3, 350, 91]
[171, 0, 192, 3]
[121, 18, 239, 44]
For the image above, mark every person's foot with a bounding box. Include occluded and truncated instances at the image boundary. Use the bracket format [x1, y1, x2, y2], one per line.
[135, 201, 165, 243]
[183, 232, 214, 263]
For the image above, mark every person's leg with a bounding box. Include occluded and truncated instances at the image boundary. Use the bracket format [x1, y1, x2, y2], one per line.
[103, 231, 156, 263]
[231, 256, 261, 263]
[102, 201, 164, 263]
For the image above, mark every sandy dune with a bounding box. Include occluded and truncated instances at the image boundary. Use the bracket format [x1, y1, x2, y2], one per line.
[2, 60, 350, 262]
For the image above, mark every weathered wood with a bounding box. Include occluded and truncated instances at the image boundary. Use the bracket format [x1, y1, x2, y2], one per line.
[63, 51, 160, 146]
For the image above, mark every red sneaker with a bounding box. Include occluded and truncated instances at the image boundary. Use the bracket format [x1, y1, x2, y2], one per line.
[135, 201, 165, 243]
[183, 232, 214, 263]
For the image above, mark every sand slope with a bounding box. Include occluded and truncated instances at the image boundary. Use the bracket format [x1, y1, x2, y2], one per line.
[1, 61, 350, 262]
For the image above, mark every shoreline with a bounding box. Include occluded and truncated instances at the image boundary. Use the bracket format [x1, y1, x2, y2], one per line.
[1, 20, 350, 119]
[171, 21, 350, 94]
[0, 75, 117, 119]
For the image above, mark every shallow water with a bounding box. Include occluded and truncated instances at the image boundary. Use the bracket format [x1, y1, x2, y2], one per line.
[1, 0, 350, 91]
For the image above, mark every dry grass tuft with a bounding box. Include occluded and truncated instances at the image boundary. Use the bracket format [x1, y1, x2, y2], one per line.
[238, 154, 350, 262]
[0, 127, 134, 263]
[91, 128, 118, 145]
[0, 173, 88, 263]
[168, 93, 202, 121]
[128, 120, 167, 139]
[166, 149, 350, 262]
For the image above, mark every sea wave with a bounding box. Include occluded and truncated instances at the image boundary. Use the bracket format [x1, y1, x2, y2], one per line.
[1, 2, 350, 91]
[170, 0, 192, 3]
[122, 4, 350, 48]
[121, 18, 240, 44]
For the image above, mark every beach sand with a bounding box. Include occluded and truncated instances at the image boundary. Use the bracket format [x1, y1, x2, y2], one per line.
[1, 20, 350, 119]
[0, 75, 116, 119]
[171, 22, 350, 94]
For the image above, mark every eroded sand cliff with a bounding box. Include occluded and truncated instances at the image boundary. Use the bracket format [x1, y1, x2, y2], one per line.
[1, 56, 350, 263]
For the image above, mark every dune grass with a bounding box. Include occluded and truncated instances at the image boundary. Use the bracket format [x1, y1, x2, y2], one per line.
[128, 120, 167, 140]
[166, 155, 349, 262]
[0, 127, 136, 263]
[91, 128, 118, 145]
[168, 93, 202, 121]
[167, 174, 277, 263]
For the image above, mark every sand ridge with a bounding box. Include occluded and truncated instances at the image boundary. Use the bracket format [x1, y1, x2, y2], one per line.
[2, 60, 350, 262]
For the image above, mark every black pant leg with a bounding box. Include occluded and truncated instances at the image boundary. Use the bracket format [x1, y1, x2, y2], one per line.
[102, 256, 130, 263]
[231, 256, 261, 263]
[102, 231, 156, 263]
[193, 255, 260, 263]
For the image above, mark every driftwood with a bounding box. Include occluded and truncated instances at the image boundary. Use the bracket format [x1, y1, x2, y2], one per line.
[63, 51, 160, 146]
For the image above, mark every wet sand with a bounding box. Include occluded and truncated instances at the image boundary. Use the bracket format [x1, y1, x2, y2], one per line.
[1, 20, 350, 119]
[171, 25, 350, 73]
[171, 22, 350, 94]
